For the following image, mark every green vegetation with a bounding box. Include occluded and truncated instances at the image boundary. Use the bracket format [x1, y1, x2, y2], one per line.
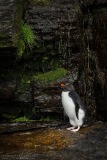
[12, 116, 29, 122]
[21, 23, 35, 48]
[17, 21, 36, 57]
[39, 116, 52, 121]
[12, 0, 36, 57]
[1, 113, 54, 122]
[32, 68, 67, 84]
[11, 116, 52, 122]
[2, 113, 16, 119]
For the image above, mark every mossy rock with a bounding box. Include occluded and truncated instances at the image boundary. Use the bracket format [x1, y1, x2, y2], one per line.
[32, 68, 67, 85]
[1, 113, 16, 120]
[12, 116, 29, 122]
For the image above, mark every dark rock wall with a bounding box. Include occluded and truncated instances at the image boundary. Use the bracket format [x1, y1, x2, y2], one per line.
[81, 0, 107, 120]
[0, 0, 17, 46]
[0, 0, 20, 73]
[25, 0, 82, 71]
[92, 6, 107, 120]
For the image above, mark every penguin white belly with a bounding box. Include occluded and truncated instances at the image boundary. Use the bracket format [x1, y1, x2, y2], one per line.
[61, 91, 76, 120]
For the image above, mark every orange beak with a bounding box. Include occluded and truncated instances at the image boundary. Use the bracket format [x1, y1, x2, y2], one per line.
[60, 83, 65, 87]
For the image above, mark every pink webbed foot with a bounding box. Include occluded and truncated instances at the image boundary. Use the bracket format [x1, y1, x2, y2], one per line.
[67, 126, 80, 132]
[67, 126, 76, 130]
[71, 126, 80, 132]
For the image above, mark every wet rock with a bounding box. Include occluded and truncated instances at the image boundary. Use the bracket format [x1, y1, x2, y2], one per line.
[0, 79, 33, 120]
[34, 89, 61, 113]
[0, 0, 18, 46]
[25, 0, 83, 72]
[0, 80, 16, 99]
[15, 82, 32, 103]
[0, 122, 107, 160]
[0, 121, 65, 134]
[80, 0, 107, 6]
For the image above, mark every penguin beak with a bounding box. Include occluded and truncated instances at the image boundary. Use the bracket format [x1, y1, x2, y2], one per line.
[60, 83, 65, 87]
[48, 83, 65, 92]
[59, 83, 65, 91]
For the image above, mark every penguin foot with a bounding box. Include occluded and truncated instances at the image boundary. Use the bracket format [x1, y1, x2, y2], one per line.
[67, 126, 76, 130]
[71, 126, 80, 132]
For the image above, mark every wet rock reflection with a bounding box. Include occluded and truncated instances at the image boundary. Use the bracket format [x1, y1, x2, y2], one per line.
[0, 122, 107, 159]
[0, 128, 76, 153]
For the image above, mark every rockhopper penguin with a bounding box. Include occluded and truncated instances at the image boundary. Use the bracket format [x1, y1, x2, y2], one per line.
[61, 83, 88, 132]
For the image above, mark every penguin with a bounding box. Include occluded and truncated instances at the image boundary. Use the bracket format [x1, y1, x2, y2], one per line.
[61, 83, 88, 132]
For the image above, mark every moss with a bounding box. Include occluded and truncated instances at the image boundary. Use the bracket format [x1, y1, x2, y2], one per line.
[0, 0, 25, 47]
[1, 113, 53, 122]
[12, 0, 36, 57]
[0, 0, 36, 50]
[2, 113, 16, 119]
[11, 116, 52, 122]
[15, 76, 31, 97]
[12, 0, 25, 52]
[17, 39, 25, 57]
[12, 0, 25, 47]
[21, 23, 35, 48]
[16, 21, 36, 58]
[39, 116, 52, 121]
[32, 68, 67, 84]
[12, 116, 29, 122]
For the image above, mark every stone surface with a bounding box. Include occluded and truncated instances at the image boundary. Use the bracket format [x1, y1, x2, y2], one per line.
[0, 0, 18, 47]
[0, 0, 18, 73]
[0, 121, 65, 134]
[0, 79, 33, 119]
[80, 0, 107, 6]
[83, 0, 107, 120]
[0, 122, 107, 160]
[25, 0, 82, 69]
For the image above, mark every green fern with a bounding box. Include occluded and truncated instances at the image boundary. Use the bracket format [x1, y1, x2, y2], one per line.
[17, 21, 36, 57]
[21, 23, 35, 48]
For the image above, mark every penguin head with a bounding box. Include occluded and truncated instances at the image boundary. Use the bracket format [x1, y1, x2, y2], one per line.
[60, 83, 74, 92]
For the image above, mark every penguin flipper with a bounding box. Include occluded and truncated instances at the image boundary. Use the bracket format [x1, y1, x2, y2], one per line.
[75, 102, 79, 119]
